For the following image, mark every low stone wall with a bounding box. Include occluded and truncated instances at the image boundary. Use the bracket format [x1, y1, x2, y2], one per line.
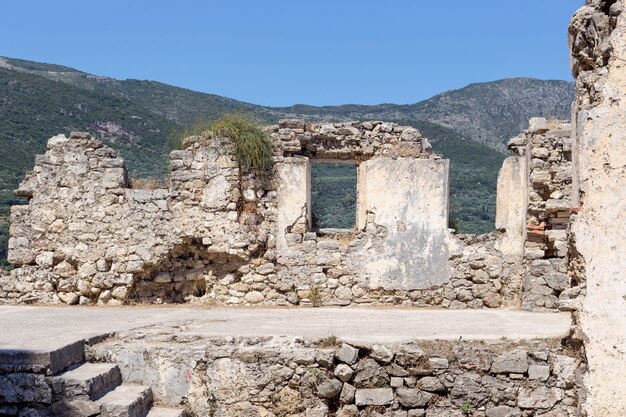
[89, 328, 585, 417]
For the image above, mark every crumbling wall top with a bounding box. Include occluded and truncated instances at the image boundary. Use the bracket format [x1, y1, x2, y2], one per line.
[270, 120, 435, 160]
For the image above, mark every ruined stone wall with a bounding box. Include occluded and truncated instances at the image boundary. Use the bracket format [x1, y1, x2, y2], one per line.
[2, 118, 585, 311]
[495, 119, 583, 312]
[0, 122, 523, 309]
[569, 1, 626, 415]
[4, 132, 265, 305]
[89, 329, 585, 417]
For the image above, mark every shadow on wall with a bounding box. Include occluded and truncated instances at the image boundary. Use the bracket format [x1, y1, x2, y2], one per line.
[132, 238, 246, 303]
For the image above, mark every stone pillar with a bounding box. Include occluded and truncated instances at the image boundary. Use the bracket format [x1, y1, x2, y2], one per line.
[275, 157, 311, 253]
[570, 1, 626, 415]
[495, 155, 527, 259]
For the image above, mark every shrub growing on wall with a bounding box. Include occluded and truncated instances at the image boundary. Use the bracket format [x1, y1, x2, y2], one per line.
[173, 114, 273, 171]
[210, 115, 273, 171]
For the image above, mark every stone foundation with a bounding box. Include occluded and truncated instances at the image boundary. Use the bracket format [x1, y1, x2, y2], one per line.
[89, 328, 585, 417]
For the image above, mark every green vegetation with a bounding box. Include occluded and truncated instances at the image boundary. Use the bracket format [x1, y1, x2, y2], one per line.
[174, 114, 274, 171]
[460, 401, 473, 415]
[0, 66, 179, 267]
[311, 163, 357, 229]
[209, 115, 273, 171]
[0, 67, 177, 187]
[308, 285, 323, 307]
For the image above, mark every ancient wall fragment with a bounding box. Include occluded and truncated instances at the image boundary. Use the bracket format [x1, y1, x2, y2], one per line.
[1, 119, 577, 311]
[570, 0, 626, 415]
[495, 154, 527, 259]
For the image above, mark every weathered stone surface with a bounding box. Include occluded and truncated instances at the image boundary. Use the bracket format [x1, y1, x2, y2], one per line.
[353, 358, 389, 388]
[450, 374, 488, 406]
[0, 374, 52, 403]
[486, 405, 521, 417]
[316, 377, 342, 399]
[428, 357, 449, 370]
[336, 344, 359, 365]
[396, 388, 432, 408]
[337, 404, 359, 417]
[340, 383, 356, 404]
[569, 2, 626, 413]
[528, 364, 550, 381]
[354, 388, 394, 406]
[80, 329, 582, 417]
[490, 350, 528, 374]
[417, 376, 445, 392]
[2, 120, 563, 312]
[517, 386, 563, 409]
[334, 364, 354, 382]
[370, 345, 394, 363]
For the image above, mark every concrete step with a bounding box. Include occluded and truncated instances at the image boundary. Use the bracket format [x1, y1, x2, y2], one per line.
[97, 384, 153, 417]
[146, 407, 186, 417]
[54, 362, 122, 400]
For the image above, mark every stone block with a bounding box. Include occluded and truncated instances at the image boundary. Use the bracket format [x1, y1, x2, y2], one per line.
[336, 344, 359, 365]
[340, 383, 356, 404]
[491, 350, 528, 374]
[428, 357, 449, 370]
[370, 345, 394, 363]
[517, 386, 563, 409]
[486, 405, 522, 417]
[354, 388, 393, 406]
[316, 378, 342, 399]
[395, 388, 432, 408]
[528, 364, 550, 381]
[334, 364, 354, 382]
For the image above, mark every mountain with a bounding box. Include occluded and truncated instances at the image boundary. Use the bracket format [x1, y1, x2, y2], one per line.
[0, 57, 576, 265]
[0, 57, 575, 150]
[271, 79, 575, 152]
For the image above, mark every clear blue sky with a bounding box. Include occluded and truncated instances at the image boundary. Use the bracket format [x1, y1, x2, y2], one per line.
[1, 0, 582, 107]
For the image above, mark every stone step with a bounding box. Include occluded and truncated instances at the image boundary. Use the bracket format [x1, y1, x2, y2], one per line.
[97, 384, 153, 417]
[54, 362, 122, 400]
[50, 398, 102, 417]
[0, 339, 85, 375]
[146, 407, 186, 417]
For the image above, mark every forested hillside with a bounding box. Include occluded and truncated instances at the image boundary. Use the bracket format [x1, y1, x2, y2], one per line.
[0, 56, 576, 265]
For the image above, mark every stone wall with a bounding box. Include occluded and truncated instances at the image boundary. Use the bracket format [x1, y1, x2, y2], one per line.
[496, 120, 582, 312]
[569, 0, 626, 415]
[1, 121, 534, 309]
[89, 328, 585, 417]
[1, 118, 584, 311]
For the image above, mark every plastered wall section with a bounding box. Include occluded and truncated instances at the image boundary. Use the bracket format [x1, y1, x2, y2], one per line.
[495, 156, 527, 259]
[358, 157, 451, 290]
[275, 157, 311, 254]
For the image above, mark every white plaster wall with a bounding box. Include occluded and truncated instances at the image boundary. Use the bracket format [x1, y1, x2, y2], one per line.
[275, 157, 311, 253]
[573, 3, 626, 414]
[495, 156, 527, 259]
[358, 157, 451, 290]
